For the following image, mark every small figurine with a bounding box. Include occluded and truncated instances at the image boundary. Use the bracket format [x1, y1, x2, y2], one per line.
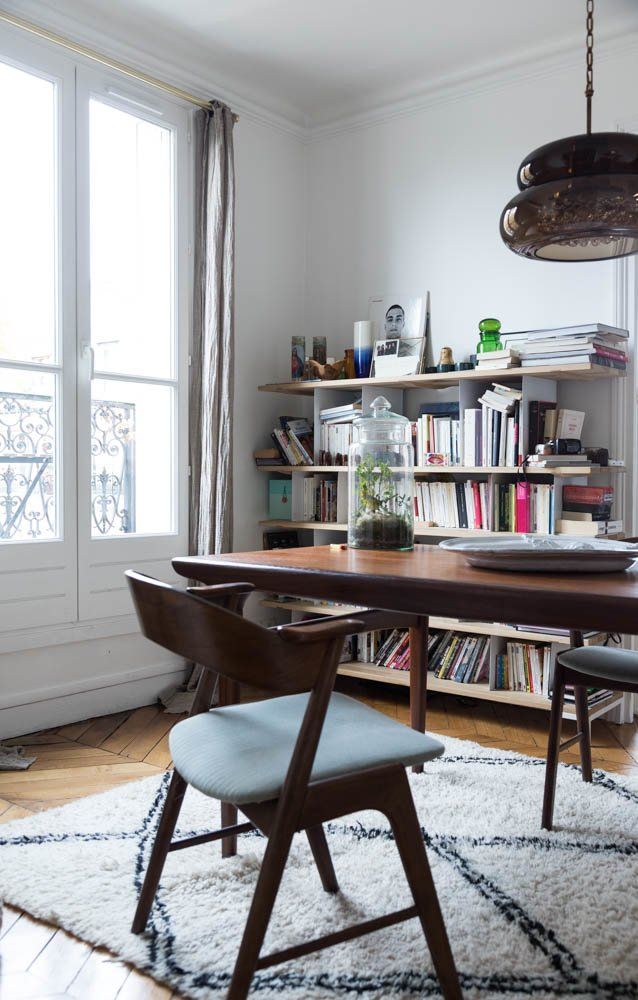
[437, 346, 455, 373]
[308, 358, 348, 380]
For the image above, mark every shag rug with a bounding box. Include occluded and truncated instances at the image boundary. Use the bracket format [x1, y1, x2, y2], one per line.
[1, 736, 637, 1000]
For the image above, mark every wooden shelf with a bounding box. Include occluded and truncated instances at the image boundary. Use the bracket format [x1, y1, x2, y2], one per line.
[258, 363, 624, 395]
[257, 464, 625, 476]
[259, 520, 622, 539]
[336, 660, 624, 718]
[260, 598, 607, 646]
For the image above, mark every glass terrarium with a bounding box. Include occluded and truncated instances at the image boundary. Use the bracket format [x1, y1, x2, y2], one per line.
[348, 396, 414, 551]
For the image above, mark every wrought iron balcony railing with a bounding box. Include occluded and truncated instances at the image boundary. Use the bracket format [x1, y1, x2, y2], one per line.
[0, 391, 135, 541]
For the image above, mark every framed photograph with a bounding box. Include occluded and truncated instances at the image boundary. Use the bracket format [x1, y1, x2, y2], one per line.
[312, 336, 327, 365]
[371, 336, 425, 378]
[368, 294, 428, 375]
[291, 336, 305, 380]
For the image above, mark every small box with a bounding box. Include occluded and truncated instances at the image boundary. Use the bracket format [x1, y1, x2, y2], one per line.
[269, 479, 292, 519]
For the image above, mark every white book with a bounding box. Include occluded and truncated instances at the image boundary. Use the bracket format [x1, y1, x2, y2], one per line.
[556, 408, 585, 438]
[463, 409, 478, 466]
[498, 411, 508, 466]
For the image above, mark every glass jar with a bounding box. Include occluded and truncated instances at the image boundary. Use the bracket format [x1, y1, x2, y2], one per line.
[348, 396, 414, 551]
[476, 317, 503, 354]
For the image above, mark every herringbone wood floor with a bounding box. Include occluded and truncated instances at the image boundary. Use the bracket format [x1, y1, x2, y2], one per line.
[1, 680, 637, 999]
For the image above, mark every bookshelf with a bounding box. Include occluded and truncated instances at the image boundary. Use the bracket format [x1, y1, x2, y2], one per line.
[257, 362, 629, 721]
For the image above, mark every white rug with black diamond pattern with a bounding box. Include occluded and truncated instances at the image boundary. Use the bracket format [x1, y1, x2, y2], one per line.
[1, 735, 637, 999]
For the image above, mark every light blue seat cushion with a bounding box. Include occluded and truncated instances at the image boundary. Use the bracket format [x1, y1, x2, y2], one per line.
[169, 692, 444, 804]
[559, 644, 638, 685]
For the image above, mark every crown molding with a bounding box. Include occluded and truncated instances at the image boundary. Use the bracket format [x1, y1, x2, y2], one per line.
[308, 28, 638, 142]
[4, 2, 638, 146]
[0, 0, 310, 140]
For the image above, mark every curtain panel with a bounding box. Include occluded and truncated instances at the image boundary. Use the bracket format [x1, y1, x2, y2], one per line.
[190, 104, 235, 557]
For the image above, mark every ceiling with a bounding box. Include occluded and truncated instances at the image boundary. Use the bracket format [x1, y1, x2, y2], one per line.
[20, 0, 638, 127]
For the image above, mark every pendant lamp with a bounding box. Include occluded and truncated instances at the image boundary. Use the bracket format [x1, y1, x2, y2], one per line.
[500, 0, 638, 262]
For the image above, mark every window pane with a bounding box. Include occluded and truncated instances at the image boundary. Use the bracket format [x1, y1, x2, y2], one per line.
[0, 63, 57, 365]
[0, 368, 57, 541]
[91, 379, 174, 537]
[89, 101, 174, 379]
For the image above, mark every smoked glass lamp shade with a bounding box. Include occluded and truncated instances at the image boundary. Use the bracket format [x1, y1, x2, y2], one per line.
[500, 132, 638, 261]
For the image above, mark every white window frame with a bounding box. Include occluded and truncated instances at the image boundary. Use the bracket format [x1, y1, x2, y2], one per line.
[0, 29, 78, 632]
[0, 27, 192, 638]
[75, 67, 191, 621]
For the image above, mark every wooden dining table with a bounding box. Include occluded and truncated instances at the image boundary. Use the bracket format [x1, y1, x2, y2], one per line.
[174, 543, 638, 735]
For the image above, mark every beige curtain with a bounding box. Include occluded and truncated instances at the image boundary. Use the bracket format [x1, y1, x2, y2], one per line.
[162, 105, 235, 714]
[190, 103, 235, 556]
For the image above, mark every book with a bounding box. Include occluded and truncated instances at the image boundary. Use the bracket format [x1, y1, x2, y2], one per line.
[475, 349, 520, 360]
[556, 517, 623, 538]
[562, 485, 614, 505]
[527, 400, 556, 454]
[527, 454, 589, 466]
[508, 323, 629, 342]
[254, 447, 286, 467]
[521, 355, 626, 370]
[555, 409, 585, 439]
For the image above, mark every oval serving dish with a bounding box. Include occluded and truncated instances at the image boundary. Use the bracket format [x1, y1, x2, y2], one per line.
[439, 535, 638, 573]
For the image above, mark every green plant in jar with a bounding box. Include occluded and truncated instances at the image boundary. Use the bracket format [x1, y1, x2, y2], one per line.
[351, 453, 413, 550]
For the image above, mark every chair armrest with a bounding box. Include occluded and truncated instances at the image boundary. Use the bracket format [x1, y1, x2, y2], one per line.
[276, 609, 419, 636]
[278, 617, 365, 644]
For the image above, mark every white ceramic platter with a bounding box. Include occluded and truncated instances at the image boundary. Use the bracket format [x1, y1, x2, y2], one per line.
[439, 535, 638, 573]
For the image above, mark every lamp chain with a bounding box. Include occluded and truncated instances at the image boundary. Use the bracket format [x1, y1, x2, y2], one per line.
[585, 0, 594, 133]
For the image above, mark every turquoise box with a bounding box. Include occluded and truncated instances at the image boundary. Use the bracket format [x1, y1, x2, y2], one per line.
[269, 478, 292, 519]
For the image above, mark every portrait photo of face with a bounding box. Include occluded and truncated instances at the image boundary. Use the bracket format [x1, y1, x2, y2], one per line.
[384, 304, 405, 337]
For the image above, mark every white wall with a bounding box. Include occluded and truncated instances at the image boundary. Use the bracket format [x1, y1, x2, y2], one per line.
[232, 118, 309, 552]
[305, 44, 638, 450]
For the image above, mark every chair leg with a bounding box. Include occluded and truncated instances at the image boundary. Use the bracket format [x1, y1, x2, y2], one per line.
[219, 675, 240, 858]
[573, 685, 593, 783]
[386, 772, 462, 1000]
[132, 770, 187, 934]
[221, 802, 239, 857]
[227, 826, 295, 1000]
[306, 824, 339, 893]
[542, 665, 565, 831]
[409, 616, 429, 775]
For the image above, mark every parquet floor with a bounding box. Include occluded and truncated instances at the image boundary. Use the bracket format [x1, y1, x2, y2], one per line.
[1, 681, 637, 999]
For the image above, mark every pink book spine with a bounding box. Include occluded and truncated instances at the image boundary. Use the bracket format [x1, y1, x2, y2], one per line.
[515, 482, 530, 533]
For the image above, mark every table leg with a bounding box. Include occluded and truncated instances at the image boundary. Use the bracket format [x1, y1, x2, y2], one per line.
[219, 676, 240, 857]
[569, 630, 592, 783]
[409, 616, 429, 774]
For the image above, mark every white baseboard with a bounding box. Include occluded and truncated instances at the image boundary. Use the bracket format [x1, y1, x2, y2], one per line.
[0, 659, 188, 740]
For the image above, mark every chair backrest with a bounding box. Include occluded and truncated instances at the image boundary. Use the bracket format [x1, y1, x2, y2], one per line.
[126, 570, 335, 694]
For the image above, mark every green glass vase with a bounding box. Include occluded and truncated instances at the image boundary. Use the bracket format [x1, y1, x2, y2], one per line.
[476, 317, 503, 354]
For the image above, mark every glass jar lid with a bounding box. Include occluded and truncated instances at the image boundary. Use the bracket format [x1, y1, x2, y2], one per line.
[353, 396, 411, 443]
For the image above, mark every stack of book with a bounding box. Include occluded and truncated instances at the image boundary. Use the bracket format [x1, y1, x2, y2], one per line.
[501, 323, 628, 371]
[414, 480, 554, 532]
[564, 686, 613, 708]
[476, 348, 521, 371]
[271, 417, 314, 465]
[495, 641, 551, 695]
[472, 383, 522, 467]
[318, 399, 361, 465]
[558, 484, 621, 536]
[302, 477, 338, 522]
[429, 631, 490, 683]
[415, 401, 460, 465]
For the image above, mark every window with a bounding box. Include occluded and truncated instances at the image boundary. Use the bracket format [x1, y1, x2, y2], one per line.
[0, 35, 190, 633]
[88, 99, 177, 537]
[0, 60, 59, 542]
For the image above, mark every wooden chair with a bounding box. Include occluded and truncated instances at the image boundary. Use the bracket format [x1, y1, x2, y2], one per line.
[542, 629, 638, 830]
[126, 571, 462, 1000]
